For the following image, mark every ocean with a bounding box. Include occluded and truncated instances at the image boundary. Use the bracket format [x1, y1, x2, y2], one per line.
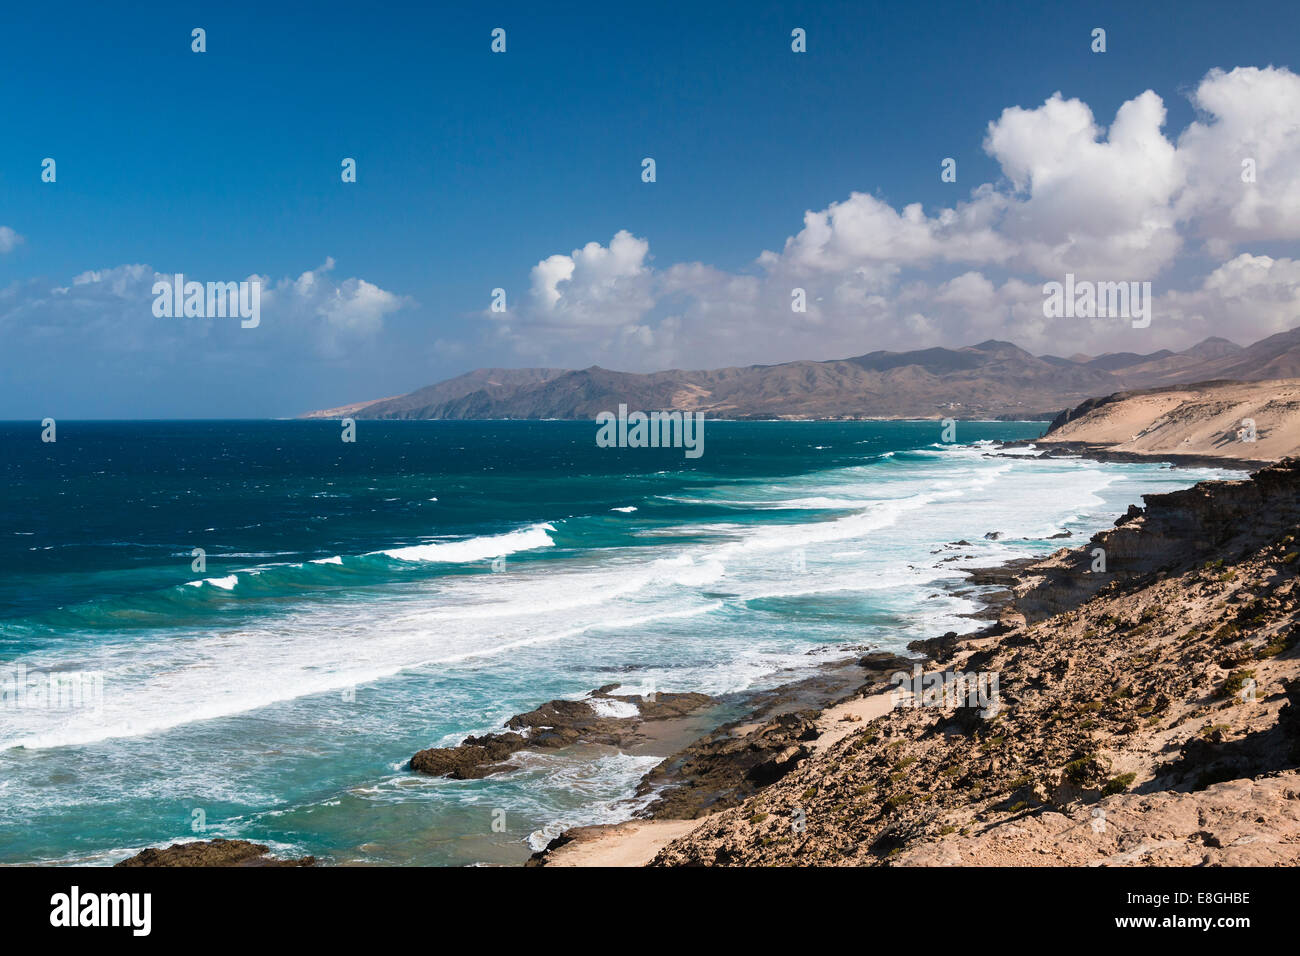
[0, 419, 1235, 865]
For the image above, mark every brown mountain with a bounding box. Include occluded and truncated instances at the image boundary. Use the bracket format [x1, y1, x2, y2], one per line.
[357, 368, 570, 418]
[1107, 336, 1246, 385]
[1211, 327, 1300, 380]
[304, 325, 1300, 421]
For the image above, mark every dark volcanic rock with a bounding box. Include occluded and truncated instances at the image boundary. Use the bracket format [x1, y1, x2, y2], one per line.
[409, 733, 527, 778]
[410, 686, 714, 779]
[637, 710, 826, 818]
[116, 838, 315, 867]
[907, 632, 962, 663]
[1030, 439, 1270, 470]
[858, 651, 915, 676]
[964, 558, 1037, 587]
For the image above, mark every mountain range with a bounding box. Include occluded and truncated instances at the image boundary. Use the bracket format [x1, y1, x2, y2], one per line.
[302, 325, 1300, 421]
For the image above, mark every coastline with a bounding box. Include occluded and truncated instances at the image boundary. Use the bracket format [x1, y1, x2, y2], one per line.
[109, 440, 1290, 868]
[525, 521, 1036, 865]
[530, 451, 1300, 866]
[1002, 439, 1272, 471]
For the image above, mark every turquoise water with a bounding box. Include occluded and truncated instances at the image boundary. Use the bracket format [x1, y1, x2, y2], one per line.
[0, 420, 1234, 865]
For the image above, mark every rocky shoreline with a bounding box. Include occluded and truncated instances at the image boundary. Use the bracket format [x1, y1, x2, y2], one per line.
[531, 458, 1300, 866]
[390, 546, 1027, 866]
[116, 454, 1300, 868]
[408, 686, 715, 780]
[523, 558, 1031, 864]
[999, 438, 1270, 471]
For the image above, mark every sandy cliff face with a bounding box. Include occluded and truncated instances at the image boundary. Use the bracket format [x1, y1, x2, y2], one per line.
[1040, 379, 1300, 460]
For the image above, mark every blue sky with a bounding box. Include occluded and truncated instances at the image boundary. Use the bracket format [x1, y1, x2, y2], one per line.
[3, 0, 1300, 417]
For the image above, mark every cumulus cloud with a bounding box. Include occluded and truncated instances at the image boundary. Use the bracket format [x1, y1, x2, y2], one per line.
[986, 89, 1183, 277]
[1159, 254, 1300, 339]
[494, 66, 1300, 369]
[260, 257, 409, 355]
[758, 187, 1013, 274]
[488, 230, 663, 362]
[0, 226, 24, 253]
[0, 259, 411, 378]
[526, 230, 655, 329]
[1177, 67, 1300, 248]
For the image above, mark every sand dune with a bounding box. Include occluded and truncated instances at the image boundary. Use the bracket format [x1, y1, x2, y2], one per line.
[1039, 378, 1300, 461]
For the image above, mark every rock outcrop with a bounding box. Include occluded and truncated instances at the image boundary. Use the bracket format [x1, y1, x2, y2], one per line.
[1015, 458, 1300, 620]
[632, 653, 914, 820]
[116, 839, 315, 867]
[410, 685, 713, 779]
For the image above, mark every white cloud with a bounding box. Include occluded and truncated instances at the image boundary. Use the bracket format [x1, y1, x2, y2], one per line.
[0, 226, 24, 254]
[491, 230, 664, 362]
[1159, 254, 1300, 339]
[526, 230, 654, 329]
[985, 89, 1183, 277]
[758, 86, 1184, 280]
[260, 257, 409, 354]
[757, 188, 1013, 274]
[492, 66, 1300, 369]
[0, 259, 411, 365]
[1176, 66, 1300, 245]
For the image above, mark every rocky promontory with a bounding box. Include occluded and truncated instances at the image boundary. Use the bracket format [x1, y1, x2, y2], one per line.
[1034, 378, 1300, 462]
[115, 839, 316, 867]
[410, 685, 713, 779]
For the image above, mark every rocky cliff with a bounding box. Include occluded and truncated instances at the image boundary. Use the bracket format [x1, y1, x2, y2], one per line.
[644, 460, 1300, 866]
[1013, 458, 1300, 621]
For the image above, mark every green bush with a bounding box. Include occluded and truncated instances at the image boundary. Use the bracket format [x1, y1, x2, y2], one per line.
[1102, 772, 1137, 795]
[1219, 669, 1257, 700]
[1063, 755, 1097, 783]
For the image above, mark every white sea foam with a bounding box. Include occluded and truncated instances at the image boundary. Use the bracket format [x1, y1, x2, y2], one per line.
[517, 751, 663, 850]
[372, 522, 555, 563]
[586, 697, 640, 718]
[1, 452, 1228, 755]
[0, 595, 724, 750]
[183, 575, 239, 590]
